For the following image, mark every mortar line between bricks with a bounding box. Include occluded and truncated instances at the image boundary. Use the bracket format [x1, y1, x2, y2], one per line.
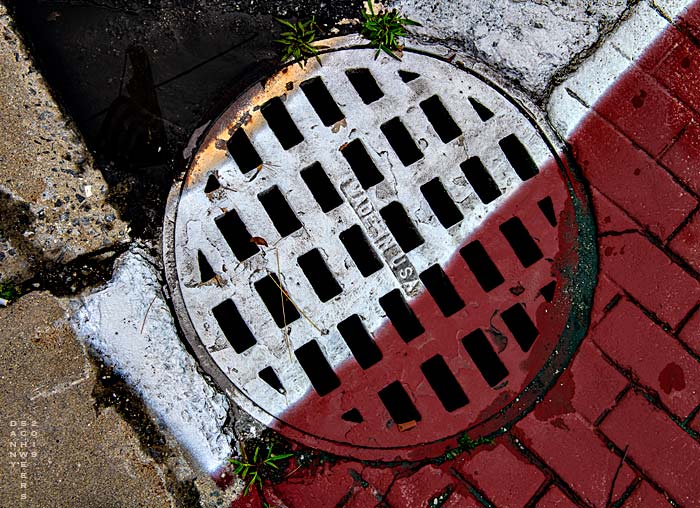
[598, 228, 641, 238]
[619, 289, 700, 361]
[649, 0, 675, 24]
[682, 403, 700, 427]
[664, 205, 700, 246]
[505, 434, 591, 508]
[610, 477, 643, 508]
[594, 343, 700, 441]
[587, 111, 700, 202]
[656, 117, 691, 162]
[651, 0, 700, 51]
[593, 422, 682, 507]
[589, 188, 700, 277]
[523, 480, 558, 508]
[543, 0, 641, 105]
[565, 87, 591, 108]
[673, 302, 700, 338]
[602, 294, 623, 315]
[448, 467, 496, 508]
[594, 385, 633, 428]
[642, 7, 700, 122]
[335, 483, 356, 508]
[372, 468, 402, 508]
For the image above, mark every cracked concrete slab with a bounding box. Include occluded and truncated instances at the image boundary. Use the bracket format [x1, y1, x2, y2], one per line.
[71, 246, 233, 473]
[0, 4, 128, 283]
[0, 292, 173, 508]
[387, 0, 631, 98]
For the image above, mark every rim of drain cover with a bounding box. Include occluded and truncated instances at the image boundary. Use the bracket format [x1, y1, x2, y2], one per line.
[163, 35, 596, 462]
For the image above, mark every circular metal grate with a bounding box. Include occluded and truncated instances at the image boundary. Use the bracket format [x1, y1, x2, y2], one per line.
[164, 37, 594, 461]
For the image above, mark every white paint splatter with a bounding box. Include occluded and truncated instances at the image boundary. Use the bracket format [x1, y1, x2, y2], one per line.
[70, 246, 233, 473]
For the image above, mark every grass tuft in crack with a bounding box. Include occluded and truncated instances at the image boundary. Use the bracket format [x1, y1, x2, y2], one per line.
[360, 0, 421, 60]
[433, 432, 495, 464]
[0, 281, 20, 305]
[228, 441, 294, 496]
[275, 16, 324, 68]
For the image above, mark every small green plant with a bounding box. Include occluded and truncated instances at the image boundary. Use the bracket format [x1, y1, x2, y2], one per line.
[457, 433, 494, 451]
[228, 443, 294, 495]
[360, 0, 421, 60]
[275, 17, 323, 68]
[0, 282, 19, 304]
[435, 433, 495, 463]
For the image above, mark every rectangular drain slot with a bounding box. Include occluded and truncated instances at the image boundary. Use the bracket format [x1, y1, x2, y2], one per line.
[341, 139, 384, 190]
[378, 381, 421, 424]
[500, 303, 539, 352]
[420, 178, 463, 228]
[499, 217, 543, 267]
[261, 97, 304, 150]
[300, 162, 343, 212]
[300, 77, 345, 127]
[295, 340, 340, 396]
[337, 315, 383, 369]
[419, 264, 465, 317]
[211, 299, 257, 354]
[379, 289, 424, 343]
[215, 210, 260, 262]
[339, 225, 383, 277]
[345, 68, 384, 104]
[298, 248, 342, 302]
[538, 196, 557, 226]
[379, 201, 424, 253]
[499, 134, 539, 181]
[258, 185, 302, 237]
[227, 128, 263, 174]
[420, 95, 462, 143]
[460, 157, 502, 204]
[254, 273, 300, 328]
[380, 117, 423, 166]
[461, 329, 509, 387]
[460, 241, 504, 292]
[421, 355, 469, 412]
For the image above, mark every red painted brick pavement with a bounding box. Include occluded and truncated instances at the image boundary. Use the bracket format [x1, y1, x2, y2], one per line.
[227, 4, 700, 507]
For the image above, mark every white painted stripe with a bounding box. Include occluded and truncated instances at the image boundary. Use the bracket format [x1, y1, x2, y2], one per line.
[547, 0, 695, 139]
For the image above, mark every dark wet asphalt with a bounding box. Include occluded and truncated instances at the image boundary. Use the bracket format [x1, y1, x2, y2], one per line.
[6, 0, 362, 237]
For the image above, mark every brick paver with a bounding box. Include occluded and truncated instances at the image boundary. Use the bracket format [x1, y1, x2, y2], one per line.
[600, 391, 700, 507]
[534, 486, 577, 508]
[458, 444, 546, 508]
[599, 233, 700, 328]
[591, 298, 700, 418]
[515, 412, 637, 507]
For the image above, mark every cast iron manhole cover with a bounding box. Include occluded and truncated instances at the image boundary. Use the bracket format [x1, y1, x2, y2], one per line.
[163, 37, 595, 461]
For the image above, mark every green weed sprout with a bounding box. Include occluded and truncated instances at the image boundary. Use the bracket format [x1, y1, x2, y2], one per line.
[275, 17, 323, 68]
[360, 0, 421, 60]
[0, 282, 19, 304]
[228, 444, 294, 495]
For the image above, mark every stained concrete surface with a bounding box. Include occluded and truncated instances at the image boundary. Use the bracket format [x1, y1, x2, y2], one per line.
[0, 4, 128, 283]
[388, 0, 633, 99]
[0, 292, 175, 508]
[0, 290, 240, 508]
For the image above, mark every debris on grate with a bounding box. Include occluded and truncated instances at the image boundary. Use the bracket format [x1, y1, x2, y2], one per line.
[164, 37, 594, 462]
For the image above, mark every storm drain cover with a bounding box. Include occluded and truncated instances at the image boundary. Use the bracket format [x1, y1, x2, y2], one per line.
[164, 37, 595, 461]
